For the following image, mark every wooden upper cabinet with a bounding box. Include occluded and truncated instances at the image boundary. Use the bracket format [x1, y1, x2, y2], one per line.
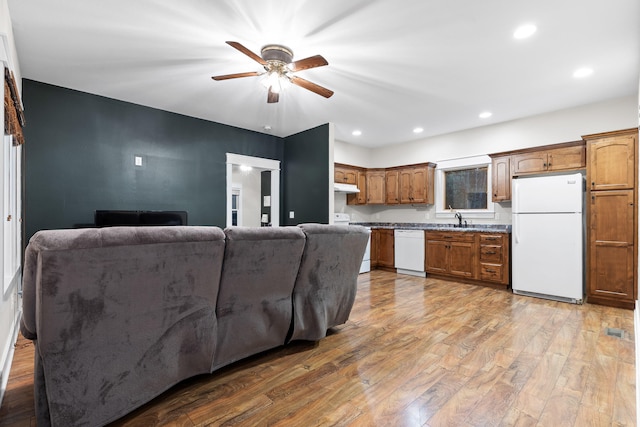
[385, 170, 399, 204]
[366, 170, 386, 204]
[585, 130, 637, 191]
[334, 165, 358, 185]
[398, 164, 435, 204]
[335, 162, 435, 206]
[512, 143, 585, 175]
[512, 151, 548, 175]
[490, 141, 585, 202]
[347, 170, 367, 205]
[491, 155, 511, 202]
[399, 169, 412, 204]
[547, 145, 586, 171]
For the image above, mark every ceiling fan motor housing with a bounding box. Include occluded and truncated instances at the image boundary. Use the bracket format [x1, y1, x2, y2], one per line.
[261, 45, 293, 64]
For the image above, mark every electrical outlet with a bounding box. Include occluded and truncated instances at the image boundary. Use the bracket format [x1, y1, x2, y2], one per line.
[289, 211, 295, 219]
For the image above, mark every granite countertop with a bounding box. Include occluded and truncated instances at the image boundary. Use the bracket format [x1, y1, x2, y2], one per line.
[351, 222, 511, 233]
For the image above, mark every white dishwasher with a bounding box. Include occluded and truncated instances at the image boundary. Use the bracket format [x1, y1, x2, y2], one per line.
[394, 229, 426, 277]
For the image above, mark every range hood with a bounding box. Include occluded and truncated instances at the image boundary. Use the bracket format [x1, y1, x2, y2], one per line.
[334, 182, 360, 193]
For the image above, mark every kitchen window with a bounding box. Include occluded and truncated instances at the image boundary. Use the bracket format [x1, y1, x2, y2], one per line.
[435, 155, 495, 219]
[444, 167, 488, 210]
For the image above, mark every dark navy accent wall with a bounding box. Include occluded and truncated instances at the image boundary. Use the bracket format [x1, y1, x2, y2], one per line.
[283, 124, 330, 225]
[22, 80, 285, 240]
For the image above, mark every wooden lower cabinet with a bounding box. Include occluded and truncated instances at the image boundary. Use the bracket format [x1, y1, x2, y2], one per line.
[371, 228, 394, 269]
[587, 189, 635, 307]
[478, 234, 509, 285]
[425, 231, 510, 287]
[425, 232, 475, 279]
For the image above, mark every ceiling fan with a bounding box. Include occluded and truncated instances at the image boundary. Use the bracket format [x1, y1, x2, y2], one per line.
[212, 41, 334, 103]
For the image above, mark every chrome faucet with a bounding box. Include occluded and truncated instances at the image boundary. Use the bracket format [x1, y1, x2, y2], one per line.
[455, 211, 463, 227]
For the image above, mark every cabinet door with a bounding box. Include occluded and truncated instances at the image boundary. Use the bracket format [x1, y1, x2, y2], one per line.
[512, 152, 548, 175]
[366, 171, 386, 204]
[425, 239, 449, 274]
[356, 171, 367, 204]
[410, 167, 430, 204]
[547, 145, 585, 171]
[385, 170, 399, 204]
[347, 171, 367, 205]
[399, 169, 413, 203]
[491, 156, 511, 202]
[589, 190, 635, 301]
[370, 229, 380, 268]
[448, 241, 476, 278]
[378, 229, 395, 268]
[588, 134, 636, 191]
[335, 166, 357, 184]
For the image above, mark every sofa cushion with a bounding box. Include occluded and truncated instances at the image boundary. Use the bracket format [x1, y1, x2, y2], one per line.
[21, 226, 225, 427]
[289, 224, 369, 342]
[213, 226, 306, 370]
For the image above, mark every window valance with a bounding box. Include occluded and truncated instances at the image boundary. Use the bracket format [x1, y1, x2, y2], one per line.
[4, 67, 24, 145]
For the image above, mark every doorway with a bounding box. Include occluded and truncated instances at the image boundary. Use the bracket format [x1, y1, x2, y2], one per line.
[226, 153, 280, 227]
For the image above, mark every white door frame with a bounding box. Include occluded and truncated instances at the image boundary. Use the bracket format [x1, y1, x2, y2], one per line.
[226, 153, 280, 227]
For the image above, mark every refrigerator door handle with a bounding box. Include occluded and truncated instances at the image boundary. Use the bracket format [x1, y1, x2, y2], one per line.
[514, 215, 519, 244]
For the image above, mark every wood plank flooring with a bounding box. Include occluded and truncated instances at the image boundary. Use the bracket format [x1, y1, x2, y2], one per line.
[0, 270, 635, 426]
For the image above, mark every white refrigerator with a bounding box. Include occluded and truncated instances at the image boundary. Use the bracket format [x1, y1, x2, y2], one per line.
[512, 172, 584, 303]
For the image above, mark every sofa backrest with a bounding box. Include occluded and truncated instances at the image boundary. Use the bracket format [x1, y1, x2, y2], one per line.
[21, 226, 226, 427]
[289, 224, 369, 342]
[213, 226, 306, 371]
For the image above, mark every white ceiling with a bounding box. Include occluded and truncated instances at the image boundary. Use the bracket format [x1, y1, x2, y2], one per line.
[7, 0, 639, 148]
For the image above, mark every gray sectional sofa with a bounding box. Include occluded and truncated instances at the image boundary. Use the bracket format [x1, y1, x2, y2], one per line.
[20, 224, 369, 427]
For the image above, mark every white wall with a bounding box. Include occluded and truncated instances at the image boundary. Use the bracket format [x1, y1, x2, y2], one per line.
[0, 0, 22, 407]
[334, 95, 637, 224]
[232, 167, 262, 227]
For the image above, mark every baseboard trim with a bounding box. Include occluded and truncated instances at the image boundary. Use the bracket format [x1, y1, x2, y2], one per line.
[0, 309, 21, 409]
[635, 302, 639, 427]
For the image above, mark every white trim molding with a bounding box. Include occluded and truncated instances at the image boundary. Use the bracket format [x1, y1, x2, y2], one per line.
[226, 153, 280, 228]
[435, 154, 496, 220]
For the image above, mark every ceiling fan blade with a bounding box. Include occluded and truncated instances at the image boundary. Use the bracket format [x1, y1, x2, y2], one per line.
[211, 71, 261, 81]
[226, 41, 267, 66]
[288, 55, 328, 72]
[267, 87, 280, 103]
[290, 76, 334, 98]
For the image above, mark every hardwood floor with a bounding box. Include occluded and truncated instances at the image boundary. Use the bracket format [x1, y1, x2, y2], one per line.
[0, 270, 635, 426]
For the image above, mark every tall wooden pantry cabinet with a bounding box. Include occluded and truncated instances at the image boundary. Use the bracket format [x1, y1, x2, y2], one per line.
[584, 128, 638, 309]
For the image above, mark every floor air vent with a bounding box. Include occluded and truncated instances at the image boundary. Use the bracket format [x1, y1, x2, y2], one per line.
[605, 327, 625, 339]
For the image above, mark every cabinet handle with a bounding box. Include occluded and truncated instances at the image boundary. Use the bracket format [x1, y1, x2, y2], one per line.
[485, 269, 496, 273]
[443, 236, 453, 239]
[591, 182, 595, 187]
[484, 251, 496, 254]
[543, 163, 547, 167]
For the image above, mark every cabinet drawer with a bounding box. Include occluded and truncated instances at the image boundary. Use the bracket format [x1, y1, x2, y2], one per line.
[480, 234, 503, 244]
[480, 263, 503, 282]
[480, 245, 502, 263]
[425, 231, 475, 242]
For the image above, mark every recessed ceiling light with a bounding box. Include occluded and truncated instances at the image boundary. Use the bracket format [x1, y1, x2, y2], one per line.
[352, 130, 362, 136]
[413, 127, 424, 134]
[573, 67, 593, 78]
[479, 111, 492, 119]
[513, 24, 537, 39]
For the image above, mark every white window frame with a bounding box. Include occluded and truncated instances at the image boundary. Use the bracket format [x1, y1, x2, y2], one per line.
[435, 154, 496, 220]
[2, 135, 20, 296]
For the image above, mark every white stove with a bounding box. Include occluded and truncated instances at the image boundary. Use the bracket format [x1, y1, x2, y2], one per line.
[333, 213, 371, 273]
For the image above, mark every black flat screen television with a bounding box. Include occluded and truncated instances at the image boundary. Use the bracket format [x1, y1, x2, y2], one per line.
[95, 210, 188, 227]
